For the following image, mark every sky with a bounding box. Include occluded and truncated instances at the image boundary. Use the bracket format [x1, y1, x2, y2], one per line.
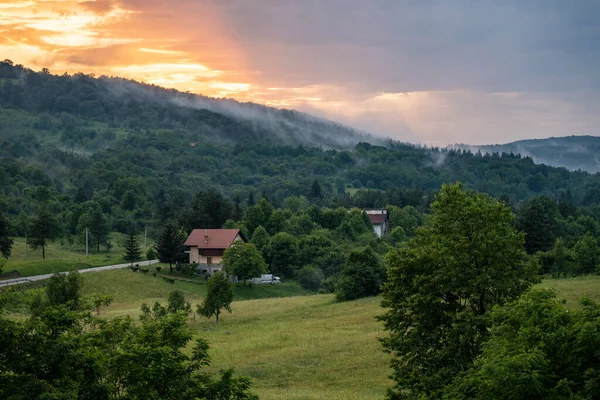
[1, 0, 599, 145]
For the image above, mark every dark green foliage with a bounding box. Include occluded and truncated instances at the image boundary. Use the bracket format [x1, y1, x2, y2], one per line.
[167, 290, 192, 315]
[379, 183, 538, 399]
[516, 195, 560, 254]
[335, 247, 384, 301]
[222, 241, 267, 284]
[445, 290, 600, 399]
[0, 283, 257, 399]
[0, 212, 13, 259]
[249, 225, 270, 255]
[182, 189, 232, 231]
[45, 271, 83, 309]
[28, 207, 59, 259]
[154, 222, 186, 271]
[123, 228, 142, 267]
[265, 232, 298, 278]
[198, 271, 234, 322]
[297, 265, 324, 291]
[310, 179, 323, 200]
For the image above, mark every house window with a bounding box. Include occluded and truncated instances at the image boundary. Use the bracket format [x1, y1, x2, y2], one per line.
[207, 256, 212, 265]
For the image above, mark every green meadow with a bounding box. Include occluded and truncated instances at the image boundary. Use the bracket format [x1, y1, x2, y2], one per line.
[5, 263, 600, 400]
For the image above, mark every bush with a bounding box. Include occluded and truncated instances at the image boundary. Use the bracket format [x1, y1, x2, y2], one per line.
[297, 266, 323, 291]
[155, 266, 161, 272]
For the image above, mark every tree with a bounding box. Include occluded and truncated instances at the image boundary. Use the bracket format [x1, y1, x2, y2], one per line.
[379, 183, 538, 399]
[222, 241, 267, 285]
[515, 195, 560, 254]
[573, 232, 600, 274]
[445, 290, 600, 399]
[0, 212, 13, 259]
[29, 207, 59, 259]
[197, 271, 233, 322]
[146, 247, 157, 267]
[335, 247, 384, 301]
[123, 228, 142, 267]
[45, 271, 83, 309]
[0, 282, 257, 399]
[155, 222, 186, 272]
[265, 232, 298, 278]
[250, 225, 270, 256]
[297, 265, 323, 291]
[309, 178, 323, 200]
[183, 189, 232, 231]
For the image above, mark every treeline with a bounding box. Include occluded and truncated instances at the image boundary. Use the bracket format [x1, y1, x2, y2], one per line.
[3, 60, 600, 233]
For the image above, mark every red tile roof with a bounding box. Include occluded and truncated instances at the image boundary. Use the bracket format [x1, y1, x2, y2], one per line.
[184, 229, 243, 249]
[368, 214, 388, 225]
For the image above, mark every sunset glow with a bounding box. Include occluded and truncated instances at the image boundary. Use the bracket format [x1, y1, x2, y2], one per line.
[1, 0, 598, 145]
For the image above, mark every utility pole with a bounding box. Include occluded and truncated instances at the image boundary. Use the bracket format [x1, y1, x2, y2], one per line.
[85, 228, 89, 257]
[25, 231, 28, 258]
[144, 227, 147, 247]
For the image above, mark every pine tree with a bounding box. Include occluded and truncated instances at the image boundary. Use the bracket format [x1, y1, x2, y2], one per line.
[29, 207, 59, 260]
[310, 179, 323, 200]
[154, 222, 185, 272]
[123, 228, 141, 267]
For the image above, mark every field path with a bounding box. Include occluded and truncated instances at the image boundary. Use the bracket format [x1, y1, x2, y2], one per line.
[0, 260, 159, 287]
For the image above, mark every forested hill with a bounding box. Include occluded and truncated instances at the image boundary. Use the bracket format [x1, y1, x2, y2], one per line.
[450, 136, 600, 173]
[0, 61, 374, 149]
[2, 60, 600, 234]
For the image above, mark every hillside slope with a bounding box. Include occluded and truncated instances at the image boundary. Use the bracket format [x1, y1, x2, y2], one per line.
[451, 136, 600, 173]
[2, 61, 600, 233]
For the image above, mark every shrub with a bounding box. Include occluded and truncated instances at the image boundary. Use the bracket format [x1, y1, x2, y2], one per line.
[297, 266, 323, 291]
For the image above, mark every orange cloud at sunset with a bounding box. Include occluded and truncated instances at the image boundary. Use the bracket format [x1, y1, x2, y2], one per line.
[0, 0, 254, 96]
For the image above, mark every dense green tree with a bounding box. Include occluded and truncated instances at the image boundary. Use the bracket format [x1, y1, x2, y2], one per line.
[516, 195, 560, 254]
[123, 228, 142, 267]
[183, 189, 232, 231]
[266, 209, 287, 235]
[0, 282, 257, 399]
[537, 238, 577, 277]
[379, 183, 538, 399]
[445, 290, 600, 399]
[197, 271, 234, 322]
[29, 207, 59, 259]
[250, 225, 270, 255]
[155, 222, 186, 272]
[296, 265, 323, 291]
[265, 232, 298, 278]
[222, 241, 267, 284]
[309, 179, 323, 200]
[242, 206, 267, 237]
[335, 247, 384, 301]
[0, 212, 13, 259]
[573, 233, 599, 274]
[45, 271, 83, 309]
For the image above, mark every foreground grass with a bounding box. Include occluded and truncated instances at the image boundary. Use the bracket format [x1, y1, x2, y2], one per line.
[193, 295, 391, 400]
[2, 236, 151, 277]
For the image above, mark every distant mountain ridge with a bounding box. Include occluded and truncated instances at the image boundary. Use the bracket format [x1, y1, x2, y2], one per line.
[449, 136, 600, 173]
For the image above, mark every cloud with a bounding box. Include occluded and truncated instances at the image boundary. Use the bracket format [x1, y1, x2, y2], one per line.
[2, 0, 599, 145]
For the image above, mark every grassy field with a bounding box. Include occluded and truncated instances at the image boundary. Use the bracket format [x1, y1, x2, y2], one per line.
[2, 235, 152, 277]
[81, 268, 309, 315]
[536, 275, 600, 309]
[5, 267, 600, 400]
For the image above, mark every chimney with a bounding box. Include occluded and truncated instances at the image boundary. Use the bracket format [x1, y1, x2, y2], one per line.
[203, 229, 208, 244]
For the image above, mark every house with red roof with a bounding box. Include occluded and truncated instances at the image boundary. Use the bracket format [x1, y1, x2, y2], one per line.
[364, 209, 389, 238]
[184, 229, 245, 275]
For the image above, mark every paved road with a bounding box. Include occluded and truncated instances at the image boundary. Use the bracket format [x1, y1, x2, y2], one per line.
[0, 260, 160, 287]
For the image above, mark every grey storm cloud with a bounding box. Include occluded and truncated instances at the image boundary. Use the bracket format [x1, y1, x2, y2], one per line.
[112, 0, 600, 144]
[209, 0, 600, 95]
